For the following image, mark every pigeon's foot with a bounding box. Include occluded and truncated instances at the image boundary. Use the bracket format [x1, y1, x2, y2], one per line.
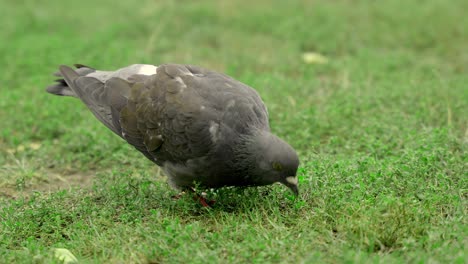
[190, 188, 215, 207]
[171, 191, 186, 200]
[172, 189, 215, 207]
[193, 194, 216, 207]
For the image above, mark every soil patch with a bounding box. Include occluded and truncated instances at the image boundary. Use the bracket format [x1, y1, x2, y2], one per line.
[0, 171, 95, 199]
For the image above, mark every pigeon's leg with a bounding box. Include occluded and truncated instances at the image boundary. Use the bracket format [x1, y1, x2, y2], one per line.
[171, 188, 215, 207]
[171, 191, 186, 200]
[190, 187, 215, 207]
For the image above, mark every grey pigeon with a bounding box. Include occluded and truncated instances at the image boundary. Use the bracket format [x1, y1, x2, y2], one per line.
[47, 64, 299, 196]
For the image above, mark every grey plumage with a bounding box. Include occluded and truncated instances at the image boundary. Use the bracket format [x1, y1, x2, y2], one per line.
[47, 63, 299, 195]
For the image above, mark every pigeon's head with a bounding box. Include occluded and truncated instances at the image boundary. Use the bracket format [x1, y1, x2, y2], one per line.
[241, 130, 300, 195]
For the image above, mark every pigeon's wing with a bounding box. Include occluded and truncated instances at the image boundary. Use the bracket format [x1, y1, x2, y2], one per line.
[120, 64, 221, 164]
[181, 64, 270, 133]
[59, 63, 270, 166]
[134, 64, 270, 163]
[119, 63, 270, 163]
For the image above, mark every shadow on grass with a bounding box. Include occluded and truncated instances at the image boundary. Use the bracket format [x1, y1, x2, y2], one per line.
[91, 170, 303, 217]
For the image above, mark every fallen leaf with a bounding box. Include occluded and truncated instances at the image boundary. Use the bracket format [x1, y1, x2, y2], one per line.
[302, 52, 329, 64]
[52, 248, 78, 264]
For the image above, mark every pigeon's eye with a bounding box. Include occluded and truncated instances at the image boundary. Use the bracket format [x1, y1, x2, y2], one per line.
[272, 161, 283, 171]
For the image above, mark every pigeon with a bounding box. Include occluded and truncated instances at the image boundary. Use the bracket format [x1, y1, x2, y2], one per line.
[46, 64, 300, 197]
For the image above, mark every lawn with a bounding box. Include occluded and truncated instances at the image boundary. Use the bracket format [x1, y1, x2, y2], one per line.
[0, 0, 466, 263]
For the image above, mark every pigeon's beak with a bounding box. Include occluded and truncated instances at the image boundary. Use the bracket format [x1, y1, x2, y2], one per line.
[283, 176, 299, 196]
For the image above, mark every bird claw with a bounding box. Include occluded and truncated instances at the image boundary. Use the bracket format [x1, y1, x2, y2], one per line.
[171, 191, 186, 200]
[193, 195, 216, 207]
[172, 189, 215, 207]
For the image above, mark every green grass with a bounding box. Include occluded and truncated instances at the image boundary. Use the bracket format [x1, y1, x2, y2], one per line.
[0, 0, 466, 263]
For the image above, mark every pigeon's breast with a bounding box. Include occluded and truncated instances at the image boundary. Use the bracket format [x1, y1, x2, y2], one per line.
[162, 156, 225, 189]
[162, 147, 238, 189]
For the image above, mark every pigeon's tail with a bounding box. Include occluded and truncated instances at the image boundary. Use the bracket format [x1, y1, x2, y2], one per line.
[50, 65, 134, 139]
[46, 64, 96, 97]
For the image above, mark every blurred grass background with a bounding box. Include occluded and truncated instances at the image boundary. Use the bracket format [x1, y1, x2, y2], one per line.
[0, 0, 466, 263]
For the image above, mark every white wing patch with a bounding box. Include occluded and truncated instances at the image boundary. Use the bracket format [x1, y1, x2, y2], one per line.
[138, 64, 158, 75]
[87, 64, 158, 82]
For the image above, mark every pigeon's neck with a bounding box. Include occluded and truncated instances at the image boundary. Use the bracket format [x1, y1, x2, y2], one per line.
[231, 129, 274, 177]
